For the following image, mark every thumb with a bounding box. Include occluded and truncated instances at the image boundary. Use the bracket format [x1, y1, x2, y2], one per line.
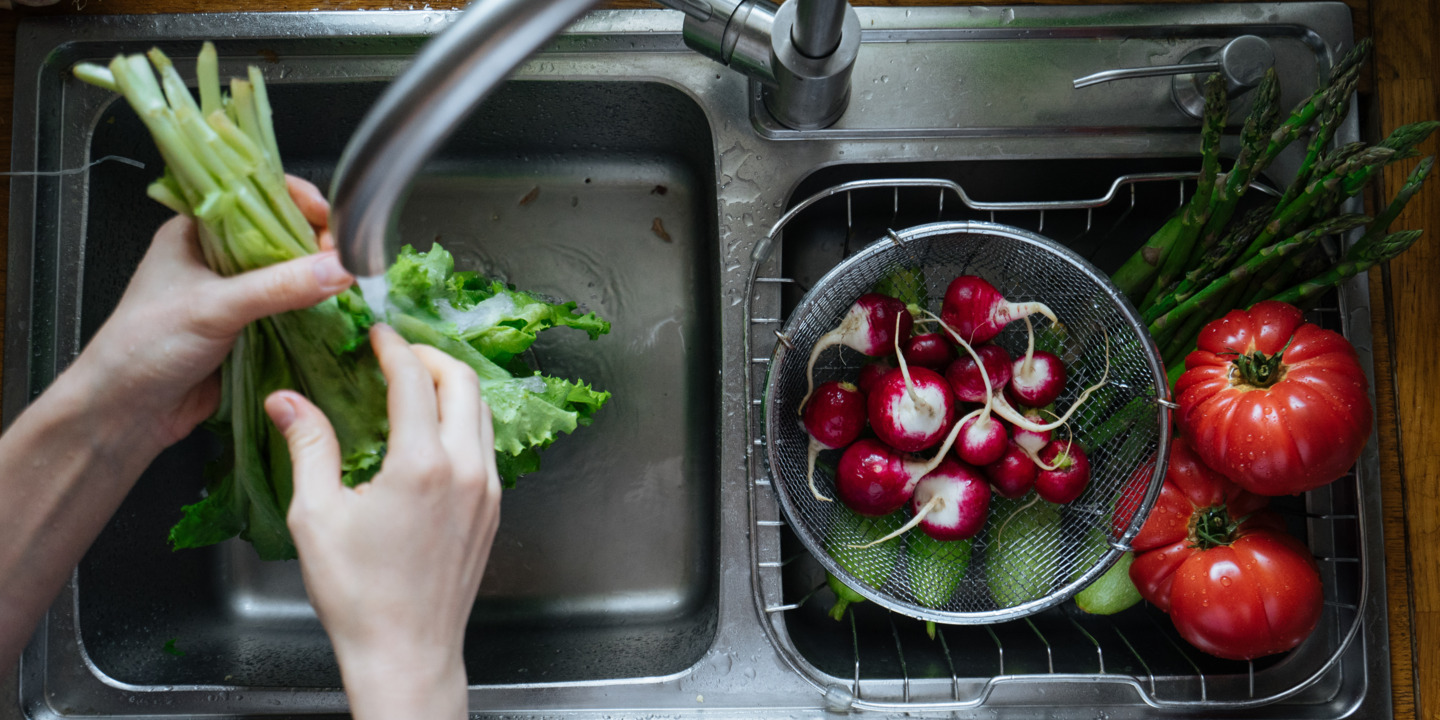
[203, 252, 353, 335]
[265, 390, 343, 515]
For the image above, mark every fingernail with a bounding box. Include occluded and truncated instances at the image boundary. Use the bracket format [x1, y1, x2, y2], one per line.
[313, 253, 352, 291]
[268, 395, 297, 432]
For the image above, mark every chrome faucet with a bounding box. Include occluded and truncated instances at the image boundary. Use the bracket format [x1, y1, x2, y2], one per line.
[658, 0, 858, 129]
[330, 0, 860, 276]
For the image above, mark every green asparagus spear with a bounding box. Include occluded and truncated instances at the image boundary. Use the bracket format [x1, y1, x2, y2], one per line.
[1253, 40, 1372, 180]
[1192, 68, 1283, 253]
[1141, 74, 1229, 309]
[1270, 229, 1426, 307]
[1273, 60, 1366, 211]
[1160, 299, 1219, 366]
[1150, 214, 1372, 336]
[1238, 125, 1428, 270]
[1333, 122, 1440, 201]
[1351, 156, 1435, 258]
[1245, 244, 1327, 308]
[1237, 145, 1377, 306]
[1112, 211, 1183, 303]
[1237, 146, 1395, 263]
[1143, 203, 1273, 324]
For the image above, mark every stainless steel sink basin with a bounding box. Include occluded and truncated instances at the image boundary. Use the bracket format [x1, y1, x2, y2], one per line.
[73, 77, 720, 688]
[5, 4, 1387, 718]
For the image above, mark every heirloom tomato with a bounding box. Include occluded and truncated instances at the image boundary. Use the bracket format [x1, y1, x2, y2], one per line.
[1128, 436, 1322, 660]
[1176, 301, 1371, 496]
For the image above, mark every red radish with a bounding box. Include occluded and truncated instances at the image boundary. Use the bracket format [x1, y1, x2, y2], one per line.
[836, 439, 920, 516]
[944, 344, 1012, 403]
[867, 312, 957, 453]
[834, 399, 972, 518]
[868, 366, 955, 453]
[902, 332, 956, 369]
[954, 408, 1008, 466]
[1010, 317, 1067, 407]
[857, 359, 893, 395]
[834, 420, 967, 517]
[800, 293, 912, 411]
[925, 303, 1111, 501]
[940, 275, 1058, 345]
[1012, 410, 1050, 455]
[1008, 409, 1064, 470]
[910, 459, 992, 541]
[1034, 441, 1091, 504]
[928, 307, 1113, 437]
[802, 381, 866, 502]
[984, 441, 1038, 498]
[856, 458, 992, 546]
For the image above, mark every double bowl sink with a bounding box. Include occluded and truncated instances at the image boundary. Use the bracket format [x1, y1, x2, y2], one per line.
[4, 4, 1386, 718]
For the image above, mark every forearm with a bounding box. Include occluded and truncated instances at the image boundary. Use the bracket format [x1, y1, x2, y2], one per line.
[0, 357, 167, 672]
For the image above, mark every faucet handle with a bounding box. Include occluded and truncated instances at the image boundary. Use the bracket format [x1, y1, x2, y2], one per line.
[1072, 35, 1275, 118]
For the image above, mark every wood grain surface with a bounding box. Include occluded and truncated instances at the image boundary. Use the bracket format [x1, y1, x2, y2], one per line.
[0, 1, 1429, 718]
[1370, 1, 1439, 718]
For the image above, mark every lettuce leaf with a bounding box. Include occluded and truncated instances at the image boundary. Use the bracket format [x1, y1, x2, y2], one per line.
[385, 245, 610, 366]
[381, 244, 611, 487]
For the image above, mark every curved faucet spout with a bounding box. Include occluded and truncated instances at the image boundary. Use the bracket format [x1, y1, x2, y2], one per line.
[331, 0, 858, 276]
[330, 0, 602, 276]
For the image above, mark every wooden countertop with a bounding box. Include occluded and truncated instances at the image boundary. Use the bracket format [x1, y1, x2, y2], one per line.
[0, 1, 1433, 717]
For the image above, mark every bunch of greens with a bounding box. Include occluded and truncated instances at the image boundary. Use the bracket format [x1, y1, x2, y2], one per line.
[76, 44, 610, 561]
[1109, 38, 1435, 381]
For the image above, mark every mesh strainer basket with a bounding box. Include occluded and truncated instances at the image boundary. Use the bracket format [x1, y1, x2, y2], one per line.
[764, 221, 1172, 624]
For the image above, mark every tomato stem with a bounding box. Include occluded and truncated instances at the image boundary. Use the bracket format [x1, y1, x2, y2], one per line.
[1190, 504, 1240, 550]
[1229, 336, 1294, 389]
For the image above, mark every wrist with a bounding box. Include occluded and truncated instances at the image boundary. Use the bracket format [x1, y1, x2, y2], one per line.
[335, 642, 468, 720]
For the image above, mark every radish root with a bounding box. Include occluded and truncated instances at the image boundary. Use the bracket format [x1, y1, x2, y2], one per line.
[850, 494, 945, 549]
[992, 325, 1111, 433]
[922, 309, 993, 408]
[805, 436, 835, 503]
[799, 332, 845, 414]
[1019, 316, 1037, 377]
[994, 492, 1041, 540]
[1006, 300, 1059, 327]
[893, 312, 923, 405]
[1019, 409, 1073, 471]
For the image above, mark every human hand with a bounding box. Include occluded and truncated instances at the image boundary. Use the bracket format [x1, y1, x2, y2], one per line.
[69, 177, 351, 454]
[264, 323, 500, 720]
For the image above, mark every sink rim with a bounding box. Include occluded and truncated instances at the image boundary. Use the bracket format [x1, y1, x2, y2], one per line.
[6, 4, 1386, 718]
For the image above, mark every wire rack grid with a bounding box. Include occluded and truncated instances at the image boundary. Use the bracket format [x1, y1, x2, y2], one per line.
[741, 174, 1370, 713]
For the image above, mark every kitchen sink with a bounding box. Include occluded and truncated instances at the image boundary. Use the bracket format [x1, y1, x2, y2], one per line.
[5, 4, 1387, 718]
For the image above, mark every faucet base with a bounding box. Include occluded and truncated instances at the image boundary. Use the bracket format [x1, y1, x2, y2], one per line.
[762, 0, 859, 130]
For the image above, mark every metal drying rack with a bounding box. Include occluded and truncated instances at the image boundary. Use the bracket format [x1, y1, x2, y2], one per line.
[741, 174, 1370, 713]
